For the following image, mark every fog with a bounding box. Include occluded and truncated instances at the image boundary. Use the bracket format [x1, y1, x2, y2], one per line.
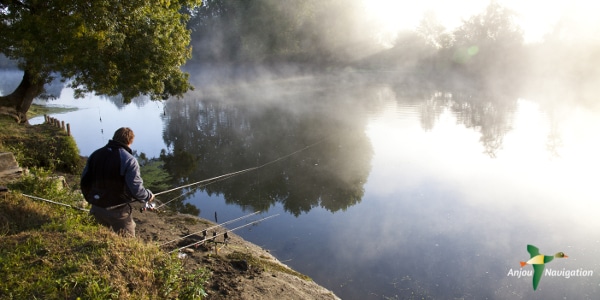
[2, 0, 598, 108]
[177, 0, 599, 112]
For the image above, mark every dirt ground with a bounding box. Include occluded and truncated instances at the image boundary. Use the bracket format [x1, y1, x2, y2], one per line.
[132, 203, 340, 300]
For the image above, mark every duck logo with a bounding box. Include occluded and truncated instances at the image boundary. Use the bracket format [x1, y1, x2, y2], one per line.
[520, 244, 568, 290]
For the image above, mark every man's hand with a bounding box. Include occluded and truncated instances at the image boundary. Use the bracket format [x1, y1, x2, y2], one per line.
[148, 191, 155, 202]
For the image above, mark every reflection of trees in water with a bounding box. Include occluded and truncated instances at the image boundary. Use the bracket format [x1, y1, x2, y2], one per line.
[532, 94, 576, 160]
[137, 154, 201, 216]
[156, 74, 538, 217]
[451, 92, 516, 158]
[519, 78, 599, 159]
[546, 119, 563, 159]
[392, 81, 518, 157]
[160, 85, 373, 216]
[420, 92, 451, 131]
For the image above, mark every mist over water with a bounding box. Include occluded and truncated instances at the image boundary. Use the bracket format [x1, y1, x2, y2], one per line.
[7, 66, 597, 298]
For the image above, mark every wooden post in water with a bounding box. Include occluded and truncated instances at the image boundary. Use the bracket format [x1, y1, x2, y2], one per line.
[66, 123, 71, 136]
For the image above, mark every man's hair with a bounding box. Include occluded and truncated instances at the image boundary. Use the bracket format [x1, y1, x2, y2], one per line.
[112, 127, 135, 145]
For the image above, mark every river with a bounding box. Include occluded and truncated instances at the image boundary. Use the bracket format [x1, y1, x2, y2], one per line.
[4, 68, 600, 299]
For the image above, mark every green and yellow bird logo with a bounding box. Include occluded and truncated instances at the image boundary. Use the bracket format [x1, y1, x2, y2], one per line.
[520, 244, 568, 290]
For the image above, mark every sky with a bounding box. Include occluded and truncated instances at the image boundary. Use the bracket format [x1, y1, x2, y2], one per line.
[362, 0, 600, 44]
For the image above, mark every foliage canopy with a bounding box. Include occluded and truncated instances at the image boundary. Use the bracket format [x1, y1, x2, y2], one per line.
[0, 0, 202, 121]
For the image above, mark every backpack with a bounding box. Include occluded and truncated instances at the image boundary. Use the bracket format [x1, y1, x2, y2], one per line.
[81, 145, 129, 207]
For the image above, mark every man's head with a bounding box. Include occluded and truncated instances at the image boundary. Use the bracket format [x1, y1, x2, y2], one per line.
[112, 127, 135, 146]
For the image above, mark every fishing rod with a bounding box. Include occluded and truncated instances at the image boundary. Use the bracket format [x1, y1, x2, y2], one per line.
[106, 162, 253, 211]
[160, 210, 261, 246]
[105, 198, 157, 211]
[168, 214, 279, 254]
[23, 193, 153, 212]
[22, 193, 278, 254]
[22, 194, 89, 212]
[154, 171, 243, 209]
[154, 138, 327, 209]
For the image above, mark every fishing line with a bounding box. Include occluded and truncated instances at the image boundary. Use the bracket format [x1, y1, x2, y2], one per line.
[154, 170, 247, 209]
[155, 167, 257, 197]
[168, 214, 279, 254]
[97, 105, 105, 143]
[159, 210, 261, 246]
[154, 137, 327, 208]
[22, 194, 89, 212]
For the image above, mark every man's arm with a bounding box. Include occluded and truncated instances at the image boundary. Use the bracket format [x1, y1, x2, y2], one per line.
[121, 151, 154, 202]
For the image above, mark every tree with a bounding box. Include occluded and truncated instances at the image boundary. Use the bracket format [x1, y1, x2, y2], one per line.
[416, 11, 453, 49]
[0, 0, 201, 123]
[450, 1, 523, 77]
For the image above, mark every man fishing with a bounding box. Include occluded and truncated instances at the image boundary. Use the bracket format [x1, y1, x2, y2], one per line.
[80, 127, 154, 237]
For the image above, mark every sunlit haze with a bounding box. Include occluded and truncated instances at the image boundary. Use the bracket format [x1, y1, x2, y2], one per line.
[363, 0, 600, 44]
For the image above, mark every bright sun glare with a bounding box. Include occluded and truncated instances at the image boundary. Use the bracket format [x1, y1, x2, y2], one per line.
[362, 0, 600, 44]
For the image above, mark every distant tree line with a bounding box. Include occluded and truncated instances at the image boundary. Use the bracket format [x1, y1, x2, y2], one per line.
[187, 0, 599, 91]
[186, 0, 380, 68]
[412, 1, 526, 88]
[186, 1, 525, 72]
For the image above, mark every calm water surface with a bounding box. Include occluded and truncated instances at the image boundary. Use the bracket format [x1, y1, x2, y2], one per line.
[8, 70, 600, 299]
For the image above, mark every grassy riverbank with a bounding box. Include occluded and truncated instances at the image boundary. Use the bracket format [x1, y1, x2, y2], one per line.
[0, 109, 340, 300]
[0, 111, 210, 299]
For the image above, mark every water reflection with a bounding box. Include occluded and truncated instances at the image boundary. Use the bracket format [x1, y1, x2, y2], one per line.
[159, 82, 374, 215]
[389, 80, 519, 158]
[358, 96, 600, 298]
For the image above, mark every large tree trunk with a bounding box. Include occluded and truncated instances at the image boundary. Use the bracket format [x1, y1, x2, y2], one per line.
[0, 70, 45, 123]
